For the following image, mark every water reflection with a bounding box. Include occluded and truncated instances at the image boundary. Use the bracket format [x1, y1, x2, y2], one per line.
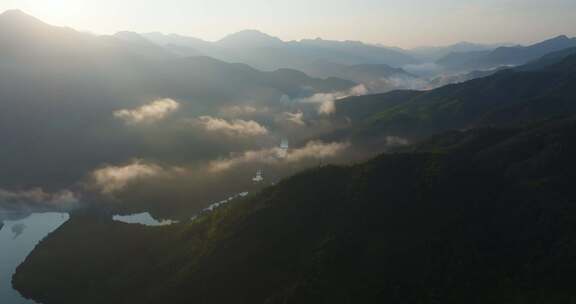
[10, 223, 26, 240]
[0, 213, 69, 304]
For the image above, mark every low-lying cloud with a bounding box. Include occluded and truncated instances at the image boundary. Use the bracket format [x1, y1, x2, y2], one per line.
[285, 141, 351, 162]
[91, 160, 183, 194]
[114, 98, 180, 124]
[299, 85, 368, 115]
[195, 116, 269, 137]
[282, 111, 306, 126]
[209, 141, 350, 172]
[0, 188, 80, 211]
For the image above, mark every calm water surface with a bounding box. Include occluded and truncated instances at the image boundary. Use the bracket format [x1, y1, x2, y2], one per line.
[113, 212, 177, 226]
[0, 213, 69, 304]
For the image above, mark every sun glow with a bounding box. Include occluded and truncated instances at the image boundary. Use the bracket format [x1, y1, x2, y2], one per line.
[17, 0, 87, 24]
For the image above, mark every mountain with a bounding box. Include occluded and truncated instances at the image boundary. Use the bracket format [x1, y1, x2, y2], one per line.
[484, 35, 576, 66]
[143, 32, 212, 48]
[6, 8, 576, 304]
[299, 61, 423, 93]
[113, 31, 177, 59]
[0, 10, 179, 69]
[144, 31, 420, 68]
[142, 32, 421, 90]
[14, 116, 576, 304]
[0, 10, 356, 214]
[0, 9, 46, 31]
[427, 66, 510, 89]
[115, 31, 157, 45]
[518, 47, 576, 71]
[409, 41, 510, 62]
[141, 32, 418, 69]
[435, 50, 491, 69]
[0, 9, 61, 36]
[437, 35, 576, 70]
[217, 29, 285, 48]
[292, 38, 418, 66]
[336, 64, 422, 92]
[334, 51, 576, 143]
[142, 32, 220, 57]
[142, 32, 243, 62]
[0, 9, 99, 58]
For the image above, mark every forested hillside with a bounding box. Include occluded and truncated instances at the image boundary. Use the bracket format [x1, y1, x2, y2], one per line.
[15, 117, 576, 303]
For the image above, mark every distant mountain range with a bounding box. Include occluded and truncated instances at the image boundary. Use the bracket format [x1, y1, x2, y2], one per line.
[138, 30, 516, 70]
[334, 48, 576, 144]
[132, 29, 576, 91]
[437, 35, 576, 71]
[0, 10, 355, 192]
[408, 41, 515, 62]
[137, 30, 422, 92]
[140, 30, 419, 69]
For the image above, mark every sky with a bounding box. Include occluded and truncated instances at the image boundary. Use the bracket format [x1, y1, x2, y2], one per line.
[1, 0, 576, 48]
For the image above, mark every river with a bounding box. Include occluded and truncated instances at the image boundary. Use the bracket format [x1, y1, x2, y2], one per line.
[0, 213, 69, 304]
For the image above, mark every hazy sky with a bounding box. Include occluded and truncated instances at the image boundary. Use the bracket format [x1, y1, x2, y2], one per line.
[2, 0, 576, 48]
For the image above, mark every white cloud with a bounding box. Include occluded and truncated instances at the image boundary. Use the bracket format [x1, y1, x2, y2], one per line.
[208, 148, 282, 172]
[195, 116, 269, 137]
[285, 141, 350, 162]
[91, 160, 182, 194]
[298, 85, 368, 115]
[209, 141, 350, 172]
[114, 98, 180, 124]
[282, 111, 305, 126]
